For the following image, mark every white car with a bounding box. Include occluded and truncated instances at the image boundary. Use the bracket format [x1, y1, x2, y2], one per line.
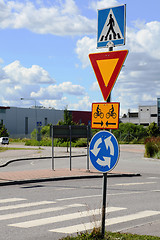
[0, 137, 9, 145]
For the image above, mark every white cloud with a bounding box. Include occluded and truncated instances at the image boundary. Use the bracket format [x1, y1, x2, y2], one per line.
[31, 81, 85, 99]
[0, 58, 87, 108]
[90, 0, 119, 11]
[0, 60, 56, 104]
[59, 82, 85, 95]
[39, 95, 92, 111]
[31, 85, 63, 100]
[3, 60, 55, 84]
[69, 95, 92, 111]
[39, 98, 67, 109]
[0, 0, 96, 36]
[75, 36, 97, 68]
[91, 81, 99, 91]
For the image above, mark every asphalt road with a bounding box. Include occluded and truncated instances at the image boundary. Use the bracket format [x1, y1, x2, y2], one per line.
[0, 144, 160, 240]
[0, 173, 160, 240]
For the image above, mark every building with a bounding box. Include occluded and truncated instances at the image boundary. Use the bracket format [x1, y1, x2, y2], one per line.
[0, 106, 64, 138]
[121, 105, 157, 126]
[70, 110, 91, 125]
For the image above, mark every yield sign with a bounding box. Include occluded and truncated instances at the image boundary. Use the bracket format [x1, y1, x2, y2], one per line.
[89, 50, 128, 101]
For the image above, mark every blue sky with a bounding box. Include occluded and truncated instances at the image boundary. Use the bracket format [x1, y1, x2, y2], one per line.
[0, 0, 160, 116]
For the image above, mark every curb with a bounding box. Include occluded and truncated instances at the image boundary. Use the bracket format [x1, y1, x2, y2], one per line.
[0, 173, 141, 186]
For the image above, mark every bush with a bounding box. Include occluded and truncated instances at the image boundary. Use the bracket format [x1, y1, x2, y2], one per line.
[73, 138, 87, 147]
[25, 137, 52, 146]
[0, 124, 9, 137]
[112, 123, 148, 143]
[144, 137, 160, 158]
[146, 122, 160, 137]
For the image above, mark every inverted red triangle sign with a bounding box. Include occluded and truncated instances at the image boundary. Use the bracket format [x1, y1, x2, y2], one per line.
[89, 50, 128, 101]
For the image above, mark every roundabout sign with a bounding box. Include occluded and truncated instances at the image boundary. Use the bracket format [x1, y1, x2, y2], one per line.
[89, 131, 119, 173]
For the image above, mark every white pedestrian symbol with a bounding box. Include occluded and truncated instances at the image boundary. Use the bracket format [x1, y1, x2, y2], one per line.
[98, 9, 123, 43]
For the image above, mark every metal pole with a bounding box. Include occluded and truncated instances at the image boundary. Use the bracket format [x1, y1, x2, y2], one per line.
[51, 125, 55, 171]
[87, 126, 89, 171]
[101, 172, 107, 238]
[34, 99, 37, 141]
[69, 125, 72, 171]
[101, 42, 114, 237]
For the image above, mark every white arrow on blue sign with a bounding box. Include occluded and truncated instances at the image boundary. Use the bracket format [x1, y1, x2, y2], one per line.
[89, 131, 119, 173]
[97, 4, 126, 48]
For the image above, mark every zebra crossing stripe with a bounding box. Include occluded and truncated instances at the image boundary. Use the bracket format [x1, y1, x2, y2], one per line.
[0, 204, 84, 221]
[50, 210, 160, 234]
[9, 207, 125, 228]
[115, 182, 156, 186]
[0, 201, 55, 211]
[56, 195, 101, 202]
[0, 198, 26, 204]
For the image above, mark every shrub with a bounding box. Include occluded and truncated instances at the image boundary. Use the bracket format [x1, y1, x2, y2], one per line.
[112, 122, 148, 143]
[25, 138, 52, 146]
[144, 137, 160, 158]
[0, 124, 9, 137]
[73, 138, 87, 147]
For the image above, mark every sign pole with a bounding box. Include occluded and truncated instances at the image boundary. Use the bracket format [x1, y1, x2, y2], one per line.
[91, 5, 127, 238]
[101, 43, 113, 238]
[86, 125, 90, 172]
[101, 172, 107, 237]
[51, 125, 55, 171]
[69, 125, 72, 171]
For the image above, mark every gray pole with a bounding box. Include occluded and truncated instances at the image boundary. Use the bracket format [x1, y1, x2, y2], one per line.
[101, 172, 107, 237]
[69, 125, 72, 171]
[86, 125, 90, 172]
[51, 125, 55, 171]
[101, 42, 114, 238]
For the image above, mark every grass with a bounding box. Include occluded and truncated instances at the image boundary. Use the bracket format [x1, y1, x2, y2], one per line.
[0, 147, 7, 153]
[0, 146, 42, 153]
[60, 228, 160, 240]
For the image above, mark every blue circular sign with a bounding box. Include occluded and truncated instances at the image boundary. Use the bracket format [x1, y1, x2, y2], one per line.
[89, 131, 119, 173]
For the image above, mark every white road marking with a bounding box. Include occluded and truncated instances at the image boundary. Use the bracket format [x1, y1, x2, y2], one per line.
[50, 210, 160, 234]
[0, 198, 26, 204]
[56, 195, 102, 201]
[9, 207, 125, 228]
[147, 177, 159, 179]
[115, 182, 156, 186]
[0, 201, 55, 211]
[0, 204, 84, 221]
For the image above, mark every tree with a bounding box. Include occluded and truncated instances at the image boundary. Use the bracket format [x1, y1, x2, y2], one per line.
[112, 122, 147, 143]
[58, 107, 75, 126]
[57, 107, 76, 152]
[146, 122, 160, 137]
[0, 124, 9, 137]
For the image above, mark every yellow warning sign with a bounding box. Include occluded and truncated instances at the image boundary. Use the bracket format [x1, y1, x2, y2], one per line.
[91, 102, 119, 129]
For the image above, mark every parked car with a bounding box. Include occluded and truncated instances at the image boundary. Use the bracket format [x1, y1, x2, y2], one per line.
[0, 137, 9, 145]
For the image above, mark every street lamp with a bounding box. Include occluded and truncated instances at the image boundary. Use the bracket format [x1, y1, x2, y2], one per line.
[20, 98, 37, 140]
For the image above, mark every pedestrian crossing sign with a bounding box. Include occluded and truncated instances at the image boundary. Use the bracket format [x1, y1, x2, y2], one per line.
[97, 4, 126, 48]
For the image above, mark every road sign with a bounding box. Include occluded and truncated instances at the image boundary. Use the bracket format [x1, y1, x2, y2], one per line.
[97, 4, 126, 48]
[89, 130, 119, 173]
[37, 121, 42, 127]
[91, 102, 119, 129]
[89, 50, 128, 101]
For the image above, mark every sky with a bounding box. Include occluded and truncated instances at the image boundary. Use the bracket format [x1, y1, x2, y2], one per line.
[0, 0, 160, 116]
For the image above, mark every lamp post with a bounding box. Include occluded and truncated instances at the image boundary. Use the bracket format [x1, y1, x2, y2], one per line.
[20, 98, 37, 140]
